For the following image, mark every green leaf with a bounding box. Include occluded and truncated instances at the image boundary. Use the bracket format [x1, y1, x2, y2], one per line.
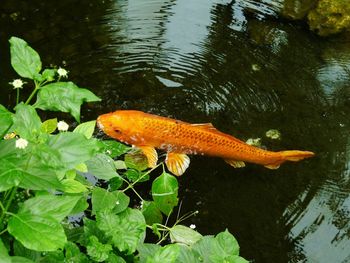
[86, 153, 118, 180]
[106, 253, 127, 263]
[92, 188, 129, 215]
[65, 241, 89, 262]
[0, 238, 9, 257]
[73, 120, 96, 139]
[8, 213, 66, 251]
[176, 245, 202, 263]
[19, 194, 81, 221]
[152, 172, 178, 216]
[75, 163, 88, 173]
[96, 208, 146, 254]
[137, 243, 161, 262]
[81, 218, 109, 245]
[41, 69, 56, 82]
[13, 240, 41, 262]
[109, 175, 124, 191]
[69, 195, 89, 215]
[60, 179, 87, 193]
[87, 236, 112, 262]
[48, 132, 100, 169]
[99, 140, 130, 158]
[124, 151, 148, 171]
[0, 105, 13, 138]
[141, 201, 163, 225]
[0, 157, 22, 192]
[170, 225, 203, 246]
[12, 103, 41, 141]
[191, 236, 217, 263]
[216, 229, 240, 256]
[124, 169, 149, 183]
[146, 244, 180, 263]
[40, 118, 57, 134]
[34, 81, 101, 122]
[9, 37, 41, 79]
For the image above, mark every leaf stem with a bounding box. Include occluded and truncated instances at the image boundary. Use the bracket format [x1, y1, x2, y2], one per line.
[16, 87, 20, 105]
[25, 80, 40, 105]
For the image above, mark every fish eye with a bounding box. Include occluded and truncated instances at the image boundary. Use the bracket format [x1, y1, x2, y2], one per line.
[114, 129, 122, 134]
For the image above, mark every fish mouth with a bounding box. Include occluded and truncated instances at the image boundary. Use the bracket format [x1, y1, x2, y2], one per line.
[96, 115, 105, 131]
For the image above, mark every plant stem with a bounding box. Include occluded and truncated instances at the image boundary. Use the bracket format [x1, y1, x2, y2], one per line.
[25, 81, 40, 105]
[16, 88, 20, 105]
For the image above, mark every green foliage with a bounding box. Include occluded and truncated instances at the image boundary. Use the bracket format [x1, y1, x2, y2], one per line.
[0, 36, 248, 263]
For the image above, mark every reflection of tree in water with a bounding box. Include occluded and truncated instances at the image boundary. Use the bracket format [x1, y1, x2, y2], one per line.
[178, 1, 350, 262]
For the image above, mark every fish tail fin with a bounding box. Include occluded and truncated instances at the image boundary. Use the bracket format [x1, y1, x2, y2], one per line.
[280, 150, 315, 162]
[264, 150, 315, 169]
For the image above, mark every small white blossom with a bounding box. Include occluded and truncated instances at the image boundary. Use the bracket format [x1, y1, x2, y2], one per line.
[140, 201, 143, 209]
[10, 79, 25, 89]
[189, 224, 196, 229]
[116, 201, 120, 205]
[57, 67, 68, 78]
[16, 138, 28, 149]
[57, 121, 69, 131]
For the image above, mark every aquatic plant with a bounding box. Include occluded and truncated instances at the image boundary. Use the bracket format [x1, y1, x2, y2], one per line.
[0, 37, 248, 262]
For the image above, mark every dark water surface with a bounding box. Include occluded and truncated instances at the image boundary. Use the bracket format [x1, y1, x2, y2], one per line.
[1, 0, 350, 262]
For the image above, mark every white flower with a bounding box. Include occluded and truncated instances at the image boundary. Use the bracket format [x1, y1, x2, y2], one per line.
[10, 79, 25, 89]
[16, 138, 28, 149]
[189, 224, 196, 229]
[57, 67, 68, 78]
[57, 121, 69, 131]
[116, 201, 120, 205]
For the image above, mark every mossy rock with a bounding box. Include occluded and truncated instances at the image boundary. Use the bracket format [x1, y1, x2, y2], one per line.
[281, 0, 318, 20]
[308, 0, 350, 36]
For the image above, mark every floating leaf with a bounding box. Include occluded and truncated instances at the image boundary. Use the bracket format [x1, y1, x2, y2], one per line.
[34, 82, 101, 122]
[152, 172, 178, 216]
[9, 37, 42, 79]
[124, 151, 148, 171]
[245, 138, 261, 147]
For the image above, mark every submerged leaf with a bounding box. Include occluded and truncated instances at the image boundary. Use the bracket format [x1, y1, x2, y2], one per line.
[265, 129, 281, 140]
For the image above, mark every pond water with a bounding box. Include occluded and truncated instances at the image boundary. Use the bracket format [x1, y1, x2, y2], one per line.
[1, 0, 350, 262]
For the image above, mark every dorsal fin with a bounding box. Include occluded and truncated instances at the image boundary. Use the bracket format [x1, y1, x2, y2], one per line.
[191, 123, 217, 130]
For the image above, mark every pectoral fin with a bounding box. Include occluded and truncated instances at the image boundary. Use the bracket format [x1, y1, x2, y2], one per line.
[137, 146, 158, 168]
[165, 152, 190, 176]
[264, 164, 280, 169]
[224, 159, 245, 168]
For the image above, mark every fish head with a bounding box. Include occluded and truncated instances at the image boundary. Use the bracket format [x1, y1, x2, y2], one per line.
[96, 110, 140, 143]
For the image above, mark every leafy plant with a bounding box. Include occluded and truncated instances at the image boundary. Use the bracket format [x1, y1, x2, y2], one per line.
[0, 37, 249, 263]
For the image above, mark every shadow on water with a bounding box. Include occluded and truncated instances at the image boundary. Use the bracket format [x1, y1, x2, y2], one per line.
[1, 0, 350, 262]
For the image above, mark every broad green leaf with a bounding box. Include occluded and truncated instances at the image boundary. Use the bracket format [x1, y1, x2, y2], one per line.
[13, 240, 41, 262]
[92, 188, 129, 215]
[65, 241, 89, 262]
[9, 37, 41, 79]
[99, 140, 130, 158]
[41, 69, 56, 82]
[0, 238, 9, 257]
[152, 172, 178, 215]
[114, 160, 127, 170]
[106, 253, 127, 263]
[176, 245, 202, 263]
[69, 195, 89, 215]
[141, 201, 163, 225]
[109, 175, 124, 191]
[170, 225, 203, 246]
[137, 243, 161, 263]
[34, 82, 101, 122]
[75, 163, 88, 173]
[12, 103, 41, 141]
[81, 218, 109, 245]
[19, 194, 81, 221]
[191, 236, 218, 263]
[8, 213, 66, 251]
[0, 157, 22, 192]
[87, 236, 112, 262]
[73, 120, 96, 139]
[96, 209, 146, 254]
[48, 132, 100, 169]
[40, 251, 65, 262]
[86, 153, 117, 180]
[40, 118, 57, 134]
[124, 169, 149, 183]
[124, 151, 148, 171]
[60, 179, 87, 193]
[216, 229, 240, 256]
[146, 244, 180, 263]
[0, 104, 13, 138]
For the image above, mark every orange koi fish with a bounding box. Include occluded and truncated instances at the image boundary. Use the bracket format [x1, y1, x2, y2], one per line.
[97, 110, 314, 176]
